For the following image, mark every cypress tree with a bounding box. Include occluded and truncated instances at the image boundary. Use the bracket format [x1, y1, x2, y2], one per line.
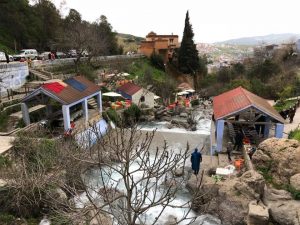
[178, 11, 200, 74]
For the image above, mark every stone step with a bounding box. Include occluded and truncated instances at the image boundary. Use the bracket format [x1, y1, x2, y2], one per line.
[29, 69, 50, 81]
[88, 98, 98, 108]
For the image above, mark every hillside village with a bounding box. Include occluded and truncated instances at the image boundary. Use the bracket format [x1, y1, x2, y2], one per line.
[0, 1, 300, 225]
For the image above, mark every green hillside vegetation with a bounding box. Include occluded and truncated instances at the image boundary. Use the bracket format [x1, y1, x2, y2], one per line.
[201, 45, 300, 100]
[117, 33, 144, 53]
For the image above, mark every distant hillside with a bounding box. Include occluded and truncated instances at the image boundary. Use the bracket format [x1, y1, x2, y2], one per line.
[216, 33, 300, 46]
[116, 33, 145, 53]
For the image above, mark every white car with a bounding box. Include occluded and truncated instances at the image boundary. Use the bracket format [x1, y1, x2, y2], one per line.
[0, 52, 6, 62]
[0, 52, 13, 62]
[13, 49, 38, 61]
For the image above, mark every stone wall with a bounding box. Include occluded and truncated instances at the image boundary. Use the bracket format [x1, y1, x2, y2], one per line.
[0, 62, 29, 95]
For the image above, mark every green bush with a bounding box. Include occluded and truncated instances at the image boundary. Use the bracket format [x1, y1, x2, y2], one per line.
[0, 213, 15, 224]
[288, 129, 300, 141]
[191, 99, 200, 106]
[0, 155, 12, 168]
[150, 52, 165, 70]
[106, 109, 121, 126]
[123, 104, 141, 125]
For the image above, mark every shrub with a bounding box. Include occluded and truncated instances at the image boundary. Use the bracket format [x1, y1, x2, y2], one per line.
[288, 129, 300, 141]
[150, 52, 165, 70]
[123, 104, 141, 125]
[0, 155, 12, 168]
[191, 99, 199, 106]
[106, 109, 121, 126]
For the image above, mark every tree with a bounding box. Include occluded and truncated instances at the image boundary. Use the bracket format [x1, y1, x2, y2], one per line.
[178, 11, 201, 89]
[68, 125, 200, 225]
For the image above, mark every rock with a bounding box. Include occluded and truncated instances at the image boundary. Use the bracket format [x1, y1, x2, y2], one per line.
[164, 215, 177, 225]
[163, 178, 178, 188]
[263, 187, 300, 225]
[253, 138, 300, 185]
[179, 112, 188, 118]
[290, 173, 300, 191]
[190, 214, 221, 225]
[247, 201, 269, 225]
[0, 179, 7, 187]
[166, 123, 173, 129]
[171, 118, 188, 129]
[191, 125, 197, 131]
[47, 187, 67, 203]
[263, 187, 292, 203]
[239, 171, 265, 197]
[268, 200, 300, 225]
[39, 219, 51, 225]
[174, 167, 184, 177]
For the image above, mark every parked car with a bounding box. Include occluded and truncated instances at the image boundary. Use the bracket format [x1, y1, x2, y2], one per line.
[38, 51, 51, 60]
[13, 49, 38, 61]
[68, 49, 77, 58]
[56, 51, 67, 59]
[0, 52, 6, 62]
[0, 51, 13, 62]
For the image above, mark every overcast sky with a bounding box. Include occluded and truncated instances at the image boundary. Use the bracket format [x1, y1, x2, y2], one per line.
[51, 0, 300, 43]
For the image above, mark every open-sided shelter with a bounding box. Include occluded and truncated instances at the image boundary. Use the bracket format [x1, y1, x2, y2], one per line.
[213, 87, 285, 152]
[21, 76, 102, 131]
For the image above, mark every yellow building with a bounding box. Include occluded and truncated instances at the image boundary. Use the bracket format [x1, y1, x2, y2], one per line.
[139, 31, 179, 62]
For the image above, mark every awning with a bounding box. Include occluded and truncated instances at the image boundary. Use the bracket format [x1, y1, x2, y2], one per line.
[102, 92, 122, 97]
[185, 89, 195, 93]
[177, 91, 189, 96]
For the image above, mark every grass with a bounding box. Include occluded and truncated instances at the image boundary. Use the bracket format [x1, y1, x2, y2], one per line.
[126, 58, 167, 82]
[273, 99, 297, 111]
[288, 128, 300, 141]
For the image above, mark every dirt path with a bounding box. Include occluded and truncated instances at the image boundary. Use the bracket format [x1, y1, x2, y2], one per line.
[283, 107, 300, 137]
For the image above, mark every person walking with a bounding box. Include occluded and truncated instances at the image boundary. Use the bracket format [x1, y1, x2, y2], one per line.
[191, 148, 202, 175]
[289, 108, 296, 123]
[234, 130, 244, 151]
[227, 142, 233, 162]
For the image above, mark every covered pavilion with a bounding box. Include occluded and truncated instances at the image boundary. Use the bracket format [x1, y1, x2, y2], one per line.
[213, 87, 285, 152]
[21, 76, 102, 132]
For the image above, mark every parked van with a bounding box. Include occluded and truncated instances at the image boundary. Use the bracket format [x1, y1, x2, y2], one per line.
[13, 49, 38, 61]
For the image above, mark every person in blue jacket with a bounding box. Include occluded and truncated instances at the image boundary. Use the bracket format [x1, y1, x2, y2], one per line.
[191, 148, 202, 175]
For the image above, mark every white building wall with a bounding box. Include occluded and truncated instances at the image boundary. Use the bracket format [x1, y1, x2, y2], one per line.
[0, 62, 29, 95]
[132, 88, 155, 108]
[296, 39, 300, 53]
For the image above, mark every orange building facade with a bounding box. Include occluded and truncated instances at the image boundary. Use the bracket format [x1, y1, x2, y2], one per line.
[139, 31, 179, 62]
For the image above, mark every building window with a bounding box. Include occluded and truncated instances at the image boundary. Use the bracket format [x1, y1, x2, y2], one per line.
[140, 96, 145, 102]
[170, 39, 173, 43]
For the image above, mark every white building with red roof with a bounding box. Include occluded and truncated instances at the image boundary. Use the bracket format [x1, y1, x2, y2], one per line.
[117, 82, 155, 108]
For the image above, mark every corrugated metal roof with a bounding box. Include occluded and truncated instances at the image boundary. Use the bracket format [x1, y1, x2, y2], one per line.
[117, 82, 141, 96]
[213, 86, 285, 123]
[23, 76, 101, 105]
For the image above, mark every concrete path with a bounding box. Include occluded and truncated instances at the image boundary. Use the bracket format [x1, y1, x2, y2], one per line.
[10, 104, 45, 118]
[0, 136, 15, 155]
[283, 106, 300, 136]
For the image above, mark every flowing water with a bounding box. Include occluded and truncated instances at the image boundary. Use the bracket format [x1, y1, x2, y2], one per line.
[74, 108, 222, 224]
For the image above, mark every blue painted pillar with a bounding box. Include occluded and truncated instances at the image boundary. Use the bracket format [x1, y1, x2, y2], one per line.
[264, 117, 271, 138]
[216, 119, 225, 152]
[82, 98, 88, 123]
[62, 105, 71, 131]
[21, 103, 30, 125]
[275, 123, 284, 138]
[96, 92, 102, 112]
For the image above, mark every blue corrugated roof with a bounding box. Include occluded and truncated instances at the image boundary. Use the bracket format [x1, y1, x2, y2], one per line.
[65, 78, 87, 92]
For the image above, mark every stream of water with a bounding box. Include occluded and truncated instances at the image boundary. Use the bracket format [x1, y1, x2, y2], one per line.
[74, 109, 222, 224]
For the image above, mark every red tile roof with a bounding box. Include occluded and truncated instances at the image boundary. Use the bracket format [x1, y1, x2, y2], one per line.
[213, 87, 285, 123]
[23, 76, 101, 105]
[117, 82, 142, 96]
